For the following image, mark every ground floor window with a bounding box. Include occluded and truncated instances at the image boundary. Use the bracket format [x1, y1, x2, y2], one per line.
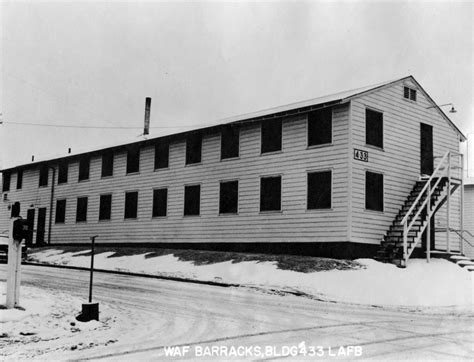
[219, 180, 238, 214]
[124, 191, 138, 219]
[99, 194, 112, 221]
[260, 176, 281, 212]
[307, 170, 331, 209]
[55, 199, 66, 223]
[153, 188, 168, 217]
[184, 185, 200, 216]
[76, 197, 88, 222]
[366, 171, 384, 212]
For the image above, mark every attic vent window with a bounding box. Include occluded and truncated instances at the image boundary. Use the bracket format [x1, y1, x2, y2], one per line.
[404, 86, 417, 102]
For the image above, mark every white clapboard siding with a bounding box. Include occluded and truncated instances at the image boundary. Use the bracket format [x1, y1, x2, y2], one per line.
[461, 185, 474, 258]
[349, 79, 461, 245]
[1, 104, 351, 244]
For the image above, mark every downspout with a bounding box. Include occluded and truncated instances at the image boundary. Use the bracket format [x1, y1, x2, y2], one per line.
[48, 166, 56, 245]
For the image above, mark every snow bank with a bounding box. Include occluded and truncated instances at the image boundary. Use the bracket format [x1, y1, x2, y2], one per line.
[30, 249, 474, 309]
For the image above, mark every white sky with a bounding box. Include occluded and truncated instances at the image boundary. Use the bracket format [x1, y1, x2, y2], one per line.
[1, 1, 473, 172]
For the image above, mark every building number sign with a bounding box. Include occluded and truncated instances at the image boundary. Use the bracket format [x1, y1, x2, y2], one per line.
[354, 149, 368, 162]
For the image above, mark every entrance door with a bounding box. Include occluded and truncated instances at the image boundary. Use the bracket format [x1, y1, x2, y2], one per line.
[36, 208, 46, 245]
[420, 123, 433, 175]
[26, 209, 35, 247]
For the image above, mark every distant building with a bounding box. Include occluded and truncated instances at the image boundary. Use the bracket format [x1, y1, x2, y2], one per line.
[0, 76, 467, 265]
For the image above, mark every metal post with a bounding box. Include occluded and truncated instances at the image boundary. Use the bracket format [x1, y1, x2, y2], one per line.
[460, 154, 464, 255]
[403, 221, 408, 266]
[6, 217, 21, 309]
[447, 152, 451, 252]
[427, 182, 431, 263]
[47, 166, 56, 245]
[89, 235, 98, 303]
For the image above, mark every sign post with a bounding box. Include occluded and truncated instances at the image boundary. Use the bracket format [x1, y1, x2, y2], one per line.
[6, 217, 22, 309]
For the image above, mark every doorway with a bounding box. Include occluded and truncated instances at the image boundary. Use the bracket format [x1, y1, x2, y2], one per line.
[420, 123, 434, 175]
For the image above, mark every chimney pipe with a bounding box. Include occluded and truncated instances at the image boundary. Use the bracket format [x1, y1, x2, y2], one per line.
[32, 155, 35, 162]
[68, 148, 71, 154]
[144, 97, 151, 136]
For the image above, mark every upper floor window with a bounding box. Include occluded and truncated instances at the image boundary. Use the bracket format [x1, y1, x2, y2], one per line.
[186, 133, 202, 165]
[126, 146, 140, 174]
[55, 199, 66, 224]
[2, 172, 10, 192]
[39, 165, 48, 187]
[76, 197, 88, 222]
[366, 171, 384, 212]
[366, 109, 383, 149]
[307, 170, 332, 209]
[124, 191, 138, 219]
[221, 125, 239, 159]
[260, 176, 281, 212]
[78, 156, 90, 181]
[154, 141, 169, 169]
[261, 119, 282, 154]
[219, 180, 238, 214]
[308, 108, 332, 147]
[404, 86, 417, 101]
[58, 161, 68, 184]
[16, 170, 23, 190]
[101, 151, 114, 178]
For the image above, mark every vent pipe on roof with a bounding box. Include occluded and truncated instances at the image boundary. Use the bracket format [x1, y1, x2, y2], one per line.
[144, 97, 151, 136]
[68, 148, 71, 154]
[32, 155, 34, 162]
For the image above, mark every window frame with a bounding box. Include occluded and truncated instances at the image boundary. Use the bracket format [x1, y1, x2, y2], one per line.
[307, 107, 333, 148]
[55, 199, 67, 224]
[307, 170, 332, 210]
[101, 151, 114, 178]
[76, 196, 88, 223]
[259, 175, 282, 212]
[261, 119, 282, 154]
[365, 170, 384, 212]
[2, 172, 11, 192]
[124, 191, 139, 219]
[185, 133, 202, 165]
[99, 194, 112, 221]
[152, 188, 168, 218]
[219, 180, 239, 215]
[126, 146, 140, 174]
[220, 125, 240, 160]
[403, 86, 417, 102]
[365, 108, 384, 150]
[154, 141, 170, 170]
[16, 169, 23, 190]
[184, 184, 201, 216]
[58, 161, 68, 184]
[78, 156, 90, 182]
[39, 165, 49, 187]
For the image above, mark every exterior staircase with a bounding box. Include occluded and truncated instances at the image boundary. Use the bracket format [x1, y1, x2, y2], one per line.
[375, 150, 464, 267]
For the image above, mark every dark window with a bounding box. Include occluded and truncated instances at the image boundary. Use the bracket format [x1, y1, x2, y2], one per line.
[152, 188, 168, 217]
[2, 172, 11, 192]
[58, 161, 68, 184]
[184, 185, 200, 216]
[16, 170, 23, 190]
[366, 109, 383, 149]
[76, 197, 88, 222]
[101, 151, 114, 177]
[260, 176, 281, 212]
[154, 141, 169, 169]
[126, 146, 140, 174]
[308, 108, 332, 146]
[404, 86, 416, 101]
[78, 156, 90, 181]
[55, 199, 66, 224]
[39, 165, 48, 187]
[366, 171, 384, 212]
[261, 119, 282, 154]
[221, 126, 239, 159]
[99, 194, 112, 221]
[124, 191, 138, 219]
[219, 180, 238, 214]
[186, 133, 202, 165]
[307, 171, 332, 209]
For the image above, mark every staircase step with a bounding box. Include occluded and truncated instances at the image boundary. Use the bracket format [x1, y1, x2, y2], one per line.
[456, 260, 474, 266]
[450, 255, 469, 261]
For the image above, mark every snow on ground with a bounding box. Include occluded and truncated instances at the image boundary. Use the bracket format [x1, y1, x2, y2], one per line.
[29, 249, 474, 311]
[0, 282, 133, 359]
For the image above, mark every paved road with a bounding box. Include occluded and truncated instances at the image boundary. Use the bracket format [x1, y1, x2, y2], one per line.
[3, 264, 473, 360]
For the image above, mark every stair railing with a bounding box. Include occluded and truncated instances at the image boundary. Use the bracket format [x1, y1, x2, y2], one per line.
[400, 150, 452, 266]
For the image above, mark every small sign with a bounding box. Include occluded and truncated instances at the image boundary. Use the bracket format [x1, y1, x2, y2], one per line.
[354, 149, 368, 162]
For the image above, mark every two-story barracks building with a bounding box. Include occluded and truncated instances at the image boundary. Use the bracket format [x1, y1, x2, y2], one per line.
[0, 76, 466, 258]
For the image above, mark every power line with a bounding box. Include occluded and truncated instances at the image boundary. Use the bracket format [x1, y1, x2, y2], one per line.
[0, 121, 204, 129]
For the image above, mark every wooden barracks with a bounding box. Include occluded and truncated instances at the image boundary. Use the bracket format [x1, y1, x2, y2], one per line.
[0, 76, 468, 262]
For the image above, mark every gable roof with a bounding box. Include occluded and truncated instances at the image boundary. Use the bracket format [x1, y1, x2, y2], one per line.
[1, 75, 466, 172]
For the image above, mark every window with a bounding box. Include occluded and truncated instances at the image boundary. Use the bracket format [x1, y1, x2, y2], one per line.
[307, 171, 332, 209]
[404, 86, 417, 101]
[366, 109, 383, 149]
[39, 165, 48, 187]
[221, 126, 239, 159]
[16, 170, 23, 190]
[261, 119, 282, 154]
[124, 191, 138, 219]
[55, 199, 66, 224]
[76, 197, 88, 222]
[101, 151, 114, 178]
[78, 156, 90, 181]
[58, 161, 68, 184]
[154, 141, 169, 169]
[366, 171, 384, 212]
[184, 185, 200, 216]
[99, 194, 112, 221]
[260, 176, 281, 212]
[186, 133, 202, 165]
[126, 146, 140, 174]
[308, 108, 332, 146]
[152, 188, 168, 217]
[2, 172, 10, 192]
[219, 180, 238, 214]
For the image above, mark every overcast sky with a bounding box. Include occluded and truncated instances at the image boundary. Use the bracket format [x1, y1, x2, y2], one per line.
[1, 1, 473, 173]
